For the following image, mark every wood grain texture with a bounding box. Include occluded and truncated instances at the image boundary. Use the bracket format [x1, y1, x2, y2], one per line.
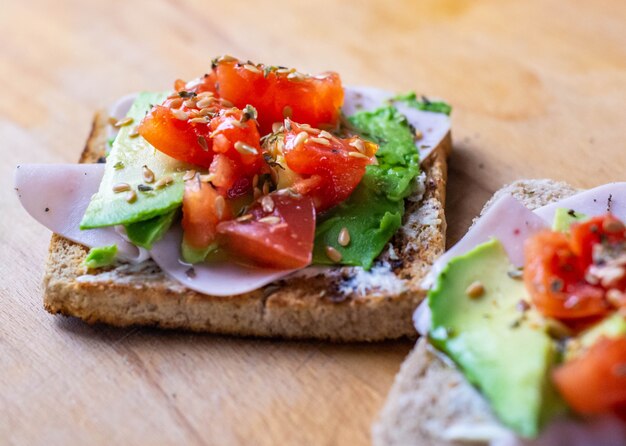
[2, 0, 626, 444]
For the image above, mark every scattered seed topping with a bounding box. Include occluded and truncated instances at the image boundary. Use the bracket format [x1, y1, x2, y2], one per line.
[112, 182, 131, 193]
[318, 130, 333, 140]
[465, 281, 485, 298]
[129, 127, 140, 138]
[181, 99, 195, 109]
[114, 117, 134, 128]
[310, 137, 331, 146]
[198, 107, 217, 117]
[219, 54, 238, 63]
[272, 122, 284, 133]
[154, 176, 173, 189]
[215, 195, 226, 219]
[137, 184, 153, 192]
[282, 106, 293, 118]
[603, 219, 625, 234]
[261, 195, 275, 213]
[171, 109, 189, 121]
[169, 98, 184, 109]
[195, 97, 214, 109]
[113, 161, 124, 170]
[550, 278, 564, 292]
[348, 151, 369, 159]
[507, 268, 524, 280]
[183, 170, 197, 181]
[126, 190, 137, 203]
[338, 227, 350, 247]
[259, 216, 281, 225]
[240, 104, 258, 123]
[142, 165, 155, 183]
[414, 129, 423, 140]
[349, 139, 365, 153]
[293, 131, 309, 147]
[287, 72, 306, 81]
[197, 136, 209, 151]
[199, 174, 215, 183]
[196, 91, 214, 98]
[237, 213, 253, 222]
[220, 98, 234, 108]
[189, 117, 208, 124]
[108, 116, 118, 126]
[234, 141, 258, 155]
[325, 245, 342, 263]
[243, 64, 261, 74]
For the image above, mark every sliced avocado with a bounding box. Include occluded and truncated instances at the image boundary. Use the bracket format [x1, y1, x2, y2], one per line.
[392, 91, 452, 115]
[552, 208, 587, 232]
[181, 238, 217, 264]
[125, 209, 178, 250]
[429, 239, 564, 438]
[80, 92, 191, 229]
[565, 313, 626, 360]
[84, 244, 118, 268]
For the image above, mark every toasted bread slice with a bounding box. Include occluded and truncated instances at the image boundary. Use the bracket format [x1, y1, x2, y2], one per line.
[42, 110, 451, 341]
[372, 179, 579, 444]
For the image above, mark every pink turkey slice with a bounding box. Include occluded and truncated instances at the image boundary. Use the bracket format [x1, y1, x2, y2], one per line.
[14, 163, 149, 262]
[149, 225, 295, 297]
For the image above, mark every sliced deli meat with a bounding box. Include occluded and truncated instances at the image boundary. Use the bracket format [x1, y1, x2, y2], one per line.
[14, 163, 149, 263]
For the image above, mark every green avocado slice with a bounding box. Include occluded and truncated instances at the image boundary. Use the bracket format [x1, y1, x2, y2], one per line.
[428, 239, 565, 438]
[124, 209, 178, 250]
[312, 105, 419, 268]
[80, 92, 190, 229]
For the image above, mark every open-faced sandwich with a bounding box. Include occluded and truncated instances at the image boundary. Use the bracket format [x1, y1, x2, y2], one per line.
[15, 56, 452, 341]
[374, 180, 626, 445]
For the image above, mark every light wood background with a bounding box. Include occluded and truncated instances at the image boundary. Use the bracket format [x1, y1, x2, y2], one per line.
[2, 0, 626, 444]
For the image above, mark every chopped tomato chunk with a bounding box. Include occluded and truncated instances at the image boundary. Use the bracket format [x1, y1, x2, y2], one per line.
[281, 122, 377, 211]
[553, 336, 626, 415]
[524, 230, 610, 319]
[182, 179, 231, 250]
[178, 58, 344, 134]
[216, 191, 315, 269]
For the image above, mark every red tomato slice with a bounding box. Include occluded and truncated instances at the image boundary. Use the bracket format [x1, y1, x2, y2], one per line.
[138, 94, 263, 180]
[282, 122, 377, 211]
[553, 336, 626, 415]
[216, 192, 315, 269]
[524, 230, 610, 319]
[570, 215, 626, 268]
[182, 179, 232, 250]
[187, 59, 344, 134]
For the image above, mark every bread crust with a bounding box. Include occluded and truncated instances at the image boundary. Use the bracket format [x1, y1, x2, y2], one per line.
[373, 180, 579, 444]
[43, 110, 451, 341]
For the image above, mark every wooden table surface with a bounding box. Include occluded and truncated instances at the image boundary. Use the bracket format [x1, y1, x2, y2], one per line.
[2, 0, 626, 444]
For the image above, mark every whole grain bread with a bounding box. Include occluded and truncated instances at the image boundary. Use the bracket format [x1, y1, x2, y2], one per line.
[43, 110, 451, 341]
[372, 179, 579, 445]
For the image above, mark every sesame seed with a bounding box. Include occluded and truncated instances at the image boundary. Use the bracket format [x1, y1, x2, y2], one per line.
[465, 281, 485, 298]
[189, 117, 208, 124]
[310, 137, 330, 146]
[197, 136, 209, 151]
[129, 127, 140, 138]
[243, 64, 261, 74]
[234, 141, 258, 155]
[183, 170, 197, 181]
[113, 117, 134, 128]
[348, 151, 369, 159]
[220, 99, 234, 108]
[338, 227, 350, 246]
[282, 106, 293, 118]
[349, 139, 365, 153]
[169, 98, 183, 109]
[318, 130, 333, 140]
[137, 184, 153, 192]
[603, 219, 625, 233]
[196, 91, 214, 98]
[126, 190, 137, 203]
[154, 176, 174, 189]
[108, 116, 118, 126]
[259, 216, 281, 225]
[287, 72, 306, 81]
[215, 195, 226, 219]
[183, 99, 196, 108]
[199, 174, 215, 183]
[171, 109, 189, 121]
[261, 195, 275, 213]
[507, 268, 523, 280]
[199, 107, 217, 117]
[293, 131, 309, 147]
[195, 97, 214, 109]
[272, 122, 284, 133]
[142, 165, 155, 183]
[219, 55, 238, 63]
[325, 245, 342, 263]
[237, 214, 253, 222]
[112, 182, 131, 193]
[414, 129, 423, 140]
